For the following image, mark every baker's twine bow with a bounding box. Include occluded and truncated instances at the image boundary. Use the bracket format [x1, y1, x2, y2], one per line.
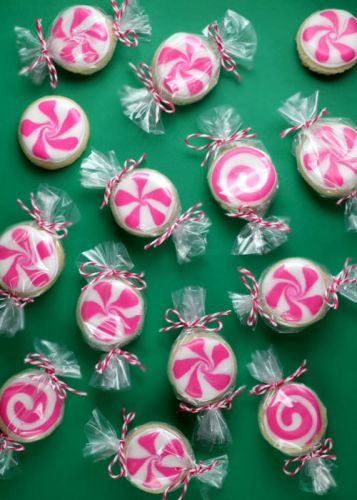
[227, 206, 291, 232]
[237, 267, 278, 327]
[19, 18, 58, 88]
[0, 432, 25, 453]
[249, 359, 307, 395]
[324, 258, 357, 310]
[0, 289, 34, 308]
[24, 353, 87, 399]
[160, 308, 231, 333]
[280, 108, 329, 138]
[207, 22, 241, 81]
[111, 0, 138, 46]
[79, 261, 146, 291]
[100, 153, 146, 208]
[184, 129, 256, 167]
[179, 386, 245, 413]
[107, 409, 136, 479]
[336, 190, 357, 206]
[129, 62, 176, 113]
[17, 193, 72, 239]
[283, 438, 336, 476]
[95, 348, 146, 374]
[144, 203, 205, 250]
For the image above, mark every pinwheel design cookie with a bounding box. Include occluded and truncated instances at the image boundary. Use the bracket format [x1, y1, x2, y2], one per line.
[152, 33, 220, 105]
[0, 223, 63, 297]
[0, 370, 64, 443]
[48, 5, 116, 74]
[77, 278, 145, 350]
[125, 423, 194, 493]
[168, 332, 237, 406]
[297, 9, 357, 74]
[18, 96, 89, 169]
[111, 169, 180, 237]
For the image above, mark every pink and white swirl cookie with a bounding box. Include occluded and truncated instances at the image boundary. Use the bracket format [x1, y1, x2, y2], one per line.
[168, 331, 237, 406]
[77, 278, 145, 351]
[110, 169, 181, 237]
[259, 258, 331, 329]
[18, 96, 89, 170]
[152, 33, 220, 105]
[297, 9, 357, 75]
[0, 223, 64, 297]
[0, 370, 64, 443]
[207, 145, 278, 212]
[258, 382, 327, 455]
[124, 423, 194, 493]
[48, 6, 116, 74]
[297, 122, 357, 197]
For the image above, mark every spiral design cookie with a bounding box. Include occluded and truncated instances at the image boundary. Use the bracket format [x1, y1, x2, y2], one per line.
[111, 169, 180, 237]
[0, 224, 63, 297]
[152, 33, 220, 104]
[208, 145, 278, 211]
[0, 371, 64, 443]
[259, 383, 327, 455]
[18, 96, 89, 169]
[125, 423, 193, 493]
[298, 122, 357, 197]
[77, 278, 144, 350]
[168, 332, 236, 405]
[260, 258, 329, 328]
[48, 6, 115, 74]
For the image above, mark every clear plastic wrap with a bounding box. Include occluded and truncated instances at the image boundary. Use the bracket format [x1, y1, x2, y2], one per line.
[120, 10, 257, 134]
[230, 257, 357, 333]
[248, 348, 336, 496]
[84, 408, 228, 497]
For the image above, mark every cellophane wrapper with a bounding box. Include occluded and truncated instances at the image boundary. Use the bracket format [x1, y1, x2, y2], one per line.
[114, 0, 151, 42]
[34, 338, 82, 378]
[196, 455, 229, 498]
[15, 25, 49, 85]
[343, 195, 357, 232]
[80, 150, 123, 190]
[247, 348, 283, 384]
[336, 265, 357, 304]
[172, 215, 211, 264]
[229, 290, 257, 330]
[84, 409, 120, 461]
[120, 84, 165, 135]
[0, 298, 24, 337]
[0, 433, 22, 479]
[300, 456, 337, 496]
[90, 354, 131, 391]
[33, 184, 79, 228]
[232, 218, 290, 255]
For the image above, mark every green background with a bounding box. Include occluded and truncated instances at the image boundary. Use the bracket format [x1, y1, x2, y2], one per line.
[0, 0, 356, 499]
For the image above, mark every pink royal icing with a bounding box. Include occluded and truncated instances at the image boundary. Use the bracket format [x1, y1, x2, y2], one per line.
[0, 224, 60, 296]
[209, 145, 277, 210]
[262, 383, 323, 451]
[300, 123, 357, 194]
[300, 9, 357, 68]
[0, 371, 64, 442]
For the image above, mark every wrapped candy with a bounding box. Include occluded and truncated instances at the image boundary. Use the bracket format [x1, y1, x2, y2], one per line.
[77, 241, 146, 391]
[248, 348, 336, 495]
[279, 91, 357, 232]
[120, 10, 257, 133]
[80, 150, 211, 263]
[0, 339, 86, 478]
[230, 257, 357, 333]
[84, 408, 228, 498]
[0, 185, 79, 336]
[16, 0, 151, 88]
[185, 106, 291, 255]
[161, 287, 244, 448]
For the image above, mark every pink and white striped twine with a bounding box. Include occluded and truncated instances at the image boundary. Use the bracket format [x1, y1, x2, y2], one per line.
[0, 289, 34, 308]
[207, 22, 241, 81]
[111, 0, 138, 46]
[283, 438, 336, 476]
[184, 128, 256, 167]
[0, 432, 25, 453]
[336, 190, 357, 206]
[107, 409, 136, 479]
[160, 308, 231, 333]
[179, 386, 245, 413]
[79, 261, 146, 291]
[250, 359, 308, 395]
[325, 258, 357, 310]
[280, 108, 329, 137]
[95, 348, 146, 374]
[227, 206, 291, 232]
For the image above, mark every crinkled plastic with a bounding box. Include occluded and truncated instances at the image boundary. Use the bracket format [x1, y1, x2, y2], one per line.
[90, 355, 131, 391]
[343, 195, 357, 232]
[301, 457, 337, 496]
[194, 410, 232, 449]
[232, 218, 290, 255]
[0, 436, 22, 479]
[83, 409, 120, 461]
[172, 215, 211, 264]
[80, 150, 122, 190]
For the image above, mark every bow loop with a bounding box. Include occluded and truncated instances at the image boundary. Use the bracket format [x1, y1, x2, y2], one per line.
[207, 23, 241, 81]
[79, 261, 146, 291]
[283, 438, 336, 476]
[0, 432, 25, 452]
[160, 308, 231, 333]
[280, 108, 329, 137]
[250, 359, 307, 395]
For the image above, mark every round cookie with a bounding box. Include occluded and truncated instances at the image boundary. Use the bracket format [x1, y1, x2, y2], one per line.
[47, 5, 116, 75]
[110, 168, 181, 237]
[168, 330, 237, 406]
[124, 422, 194, 494]
[18, 96, 89, 170]
[259, 258, 331, 330]
[296, 122, 357, 198]
[77, 277, 145, 351]
[0, 370, 64, 443]
[151, 33, 221, 105]
[258, 382, 327, 456]
[0, 223, 64, 298]
[207, 144, 278, 212]
[296, 9, 357, 75]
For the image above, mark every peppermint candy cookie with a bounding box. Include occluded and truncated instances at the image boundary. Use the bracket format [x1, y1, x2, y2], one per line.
[0, 370, 64, 443]
[18, 96, 89, 170]
[151, 33, 221, 105]
[0, 223, 64, 297]
[297, 9, 357, 75]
